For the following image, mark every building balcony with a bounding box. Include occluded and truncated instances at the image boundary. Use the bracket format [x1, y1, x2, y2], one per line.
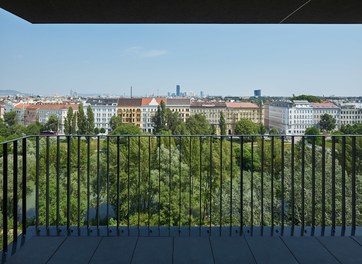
[1, 134, 362, 263]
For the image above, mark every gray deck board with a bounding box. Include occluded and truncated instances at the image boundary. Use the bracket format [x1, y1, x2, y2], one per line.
[210, 237, 256, 264]
[173, 237, 214, 264]
[6, 237, 65, 264]
[317, 236, 362, 264]
[281, 236, 339, 264]
[246, 236, 298, 264]
[47, 236, 102, 264]
[131, 237, 173, 264]
[89, 237, 138, 264]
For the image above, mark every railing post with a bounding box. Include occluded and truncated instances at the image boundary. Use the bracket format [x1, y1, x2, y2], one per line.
[22, 138, 27, 237]
[13, 140, 18, 243]
[3, 143, 8, 253]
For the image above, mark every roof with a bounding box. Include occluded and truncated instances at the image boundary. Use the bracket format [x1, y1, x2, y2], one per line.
[86, 98, 118, 106]
[37, 104, 79, 111]
[166, 98, 191, 106]
[191, 101, 226, 108]
[141, 98, 166, 106]
[118, 98, 142, 107]
[14, 103, 30, 109]
[311, 102, 339, 109]
[226, 102, 259, 108]
[1, 0, 361, 24]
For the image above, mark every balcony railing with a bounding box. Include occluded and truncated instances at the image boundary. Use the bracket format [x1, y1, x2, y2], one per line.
[1, 134, 362, 254]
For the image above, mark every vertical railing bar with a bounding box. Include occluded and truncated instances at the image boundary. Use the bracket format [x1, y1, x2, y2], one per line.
[311, 136, 316, 236]
[199, 136, 202, 236]
[22, 138, 27, 236]
[219, 137, 223, 236]
[117, 136, 120, 234]
[271, 136, 274, 236]
[250, 136, 254, 236]
[3, 143, 8, 253]
[189, 137, 192, 236]
[35, 137, 39, 233]
[240, 136, 244, 236]
[229, 136, 233, 236]
[13, 140, 18, 243]
[321, 136, 326, 236]
[331, 136, 336, 235]
[351, 136, 356, 236]
[147, 136, 150, 235]
[281, 136, 285, 236]
[77, 137, 81, 235]
[168, 136, 171, 236]
[45, 137, 49, 234]
[56, 136, 60, 233]
[179, 136, 182, 236]
[158, 136, 161, 233]
[301, 136, 305, 236]
[67, 136, 71, 235]
[138, 136, 141, 236]
[209, 136, 213, 235]
[291, 136, 295, 236]
[96, 136, 100, 233]
[87, 136, 90, 233]
[341, 136, 346, 236]
[106, 136, 110, 235]
[128, 136, 131, 236]
[261, 136, 264, 235]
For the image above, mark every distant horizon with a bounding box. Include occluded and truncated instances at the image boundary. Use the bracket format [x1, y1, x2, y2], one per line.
[1, 9, 362, 97]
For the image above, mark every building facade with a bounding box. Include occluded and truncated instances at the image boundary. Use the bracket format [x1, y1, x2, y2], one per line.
[117, 98, 142, 128]
[86, 98, 118, 131]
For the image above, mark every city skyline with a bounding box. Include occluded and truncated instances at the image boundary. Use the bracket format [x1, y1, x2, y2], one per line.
[1, 8, 362, 97]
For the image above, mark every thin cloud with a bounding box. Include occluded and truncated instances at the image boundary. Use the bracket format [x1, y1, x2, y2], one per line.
[123, 46, 168, 58]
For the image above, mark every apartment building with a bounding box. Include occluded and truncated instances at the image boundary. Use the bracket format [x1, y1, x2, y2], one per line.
[268, 100, 313, 135]
[140, 98, 166, 133]
[340, 105, 362, 126]
[225, 102, 263, 134]
[86, 98, 118, 131]
[190, 100, 226, 133]
[38, 104, 79, 133]
[117, 98, 142, 128]
[311, 102, 340, 129]
[166, 98, 191, 123]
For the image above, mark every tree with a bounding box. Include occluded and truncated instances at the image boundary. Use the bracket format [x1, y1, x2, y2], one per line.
[164, 109, 182, 134]
[4, 111, 16, 126]
[45, 114, 59, 132]
[235, 118, 258, 135]
[64, 107, 74, 135]
[77, 104, 87, 134]
[100, 127, 106, 134]
[94, 127, 99, 134]
[153, 101, 166, 133]
[111, 123, 141, 135]
[304, 126, 321, 145]
[25, 122, 42, 135]
[185, 114, 211, 135]
[269, 128, 279, 135]
[109, 115, 122, 131]
[319, 113, 336, 132]
[86, 105, 95, 134]
[219, 112, 226, 136]
[291, 95, 321, 103]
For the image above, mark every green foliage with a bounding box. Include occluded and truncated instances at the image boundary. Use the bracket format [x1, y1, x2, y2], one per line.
[4, 111, 16, 126]
[219, 112, 226, 135]
[185, 114, 211, 135]
[25, 122, 42, 135]
[100, 127, 106, 133]
[291, 94, 321, 102]
[341, 123, 362, 135]
[269, 128, 279, 135]
[45, 114, 59, 132]
[319, 113, 336, 132]
[235, 118, 258, 135]
[111, 123, 141, 135]
[77, 104, 87, 134]
[64, 107, 75, 134]
[109, 116, 122, 131]
[86, 105, 95, 134]
[304, 127, 321, 145]
[94, 127, 99, 134]
[152, 101, 167, 134]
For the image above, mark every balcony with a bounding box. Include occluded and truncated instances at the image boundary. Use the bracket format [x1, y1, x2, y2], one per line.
[1, 135, 362, 263]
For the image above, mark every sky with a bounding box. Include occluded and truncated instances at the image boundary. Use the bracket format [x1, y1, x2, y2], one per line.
[1, 8, 362, 97]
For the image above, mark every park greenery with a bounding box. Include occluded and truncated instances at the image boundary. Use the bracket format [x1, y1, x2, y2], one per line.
[0, 104, 362, 249]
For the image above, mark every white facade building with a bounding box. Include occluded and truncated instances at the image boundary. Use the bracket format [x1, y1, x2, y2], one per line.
[85, 98, 118, 131]
[311, 102, 340, 129]
[340, 105, 362, 126]
[141, 98, 166, 133]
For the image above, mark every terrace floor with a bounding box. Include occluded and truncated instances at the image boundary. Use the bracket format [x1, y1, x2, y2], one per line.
[2, 229, 362, 264]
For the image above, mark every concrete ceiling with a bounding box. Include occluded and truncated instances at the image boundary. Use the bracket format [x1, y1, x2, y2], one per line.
[0, 0, 361, 24]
